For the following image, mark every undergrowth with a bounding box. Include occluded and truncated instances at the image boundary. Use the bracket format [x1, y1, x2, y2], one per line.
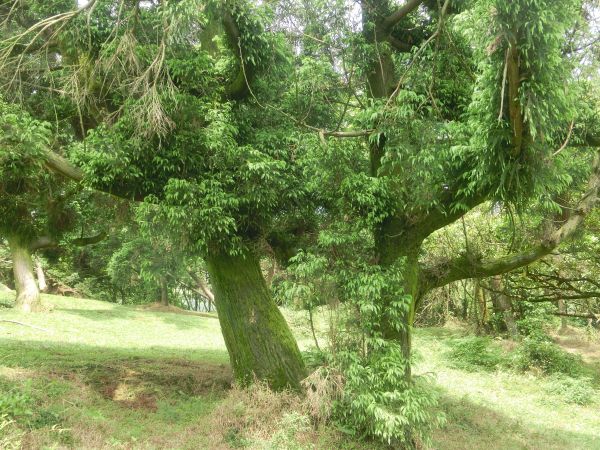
[446, 337, 505, 371]
[446, 333, 590, 380]
[545, 375, 596, 405]
[512, 336, 585, 376]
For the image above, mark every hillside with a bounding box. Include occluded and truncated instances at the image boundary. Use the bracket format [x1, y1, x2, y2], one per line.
[1, 293, 599, 449]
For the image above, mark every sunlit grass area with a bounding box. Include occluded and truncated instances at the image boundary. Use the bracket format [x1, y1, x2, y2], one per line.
[1, 293, 599, 449]
[416, 328, 600, 450]
[0, 292, 231, 448]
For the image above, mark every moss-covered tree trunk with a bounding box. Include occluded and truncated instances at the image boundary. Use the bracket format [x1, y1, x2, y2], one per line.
[206, 251, 306, 390]
[7, 236, 41, 312]
[375, 219, 423, 377]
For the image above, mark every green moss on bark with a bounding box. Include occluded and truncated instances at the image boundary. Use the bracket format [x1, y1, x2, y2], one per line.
[206, 251, 306, 391]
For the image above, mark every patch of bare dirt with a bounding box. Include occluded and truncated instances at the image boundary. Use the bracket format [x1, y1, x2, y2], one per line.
[0, 366, 37, 380]
[551, 326, 600, 364]
[88, 359, 232, 411]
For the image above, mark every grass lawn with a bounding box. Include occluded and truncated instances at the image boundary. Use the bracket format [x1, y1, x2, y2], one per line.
[415, 327, 600, 450]
[1, 292, 599, 449]
[0, 293, 231, 449]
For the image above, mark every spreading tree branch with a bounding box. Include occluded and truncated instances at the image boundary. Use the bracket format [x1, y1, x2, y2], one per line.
[29, 231, 107, 252]
[380, 0, 425, 33]
[422, 150, 600, 290]
[44, 151, 84, 182]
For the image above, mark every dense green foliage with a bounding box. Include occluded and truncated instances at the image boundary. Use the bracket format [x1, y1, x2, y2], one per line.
[0, 0, 599, 446]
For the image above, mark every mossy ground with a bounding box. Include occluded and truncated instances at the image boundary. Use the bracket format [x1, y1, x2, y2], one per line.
[1, 292, 599, 449]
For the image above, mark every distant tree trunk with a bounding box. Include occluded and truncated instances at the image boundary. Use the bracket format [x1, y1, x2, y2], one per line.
[35, 258, 47, 292]
[307, 304, 321, 351]
[188, 270, 215, 311]
[265, 258, 277, 287]
[557, 299, 568, 334]
[159, 276, 168, 306]
[206, 251, 306, 390]
[461, 281, 469, 320]
[490, 276, 519, 338]
[8, 236, 41, 312]
[551, 255, 569, 334]
[472, 280, 489, 333]
[0, 282, 11, 292]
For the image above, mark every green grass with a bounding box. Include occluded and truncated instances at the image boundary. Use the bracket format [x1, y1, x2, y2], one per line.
[415, 327, 600, 450]
[1, 292, 600, 449]
[0, 292, 230, 449]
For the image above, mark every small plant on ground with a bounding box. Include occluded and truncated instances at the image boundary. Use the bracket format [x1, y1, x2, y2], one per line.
[512, 336, 584, 376]
[0, 390, 34, 423]
[545, 375, 596, 405]
[0, 415, 23, 450]
[446, 336, 506, 372]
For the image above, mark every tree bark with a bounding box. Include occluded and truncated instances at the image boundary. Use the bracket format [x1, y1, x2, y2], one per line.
[159, 276, 168, 306]
[490, 276, 518, 338]
[206, 251, 306, 390]
[557, 299, 568, 334]
[35, 258, 47, 292]
[8, 236, 42, 312]
[375, 219, 423, 376]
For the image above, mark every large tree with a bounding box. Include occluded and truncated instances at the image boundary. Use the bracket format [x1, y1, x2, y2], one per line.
[0, 0, 319, 389]
[2, 0, 600, 393]
[276, 0, 600, 370]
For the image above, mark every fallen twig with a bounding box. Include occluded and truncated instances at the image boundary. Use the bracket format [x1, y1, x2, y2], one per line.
[0, 320, 52, 333]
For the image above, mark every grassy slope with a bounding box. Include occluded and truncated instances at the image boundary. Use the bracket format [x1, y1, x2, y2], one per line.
[1, 292, 599, 449]
[415, 328, 600, 450]
[0, 293, 230, 449]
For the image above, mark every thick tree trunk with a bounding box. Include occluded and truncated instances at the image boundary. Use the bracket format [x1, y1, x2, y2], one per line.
[375, 219, 423, 376]
[8, 236, 41, 312]
[206, 251, 306, 390]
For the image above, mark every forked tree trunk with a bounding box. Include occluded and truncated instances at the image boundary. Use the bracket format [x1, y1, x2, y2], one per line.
[206, 251, 306, 390]
[8, 236, 41, 312]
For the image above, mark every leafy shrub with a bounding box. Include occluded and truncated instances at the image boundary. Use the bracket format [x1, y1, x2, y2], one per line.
[0, 390, 34, 422]
[512, 337, 583, 376]
[285, 256, 444, 447]
[335, 343, 444, 448]
[546, 375, 596, 405]
[446, 336, 505, 371]
[516, 317, 550, 340]
[0, 387, 61, 429]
